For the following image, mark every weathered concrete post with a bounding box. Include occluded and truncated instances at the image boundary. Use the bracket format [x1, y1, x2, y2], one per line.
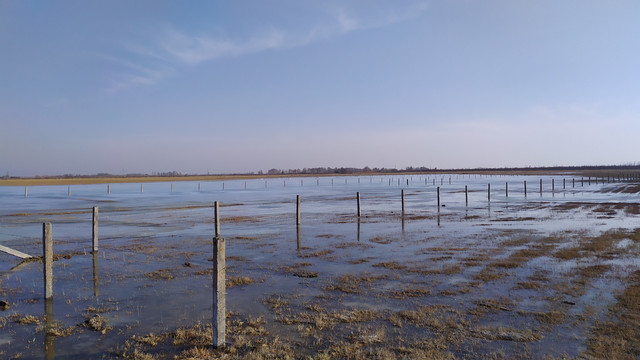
[107, 184, 111, 194]
[465, 185, 468, 206]
[296, 195, 301, 225]
[437, 187, 441, 210]
[213, 201, 225, 348]
[401, 190, 405, 214]
[92, 207, 98, 253]
[43, 223, 53, 299]
[356, 192, 361, 217]
[25, 186, 28, 197]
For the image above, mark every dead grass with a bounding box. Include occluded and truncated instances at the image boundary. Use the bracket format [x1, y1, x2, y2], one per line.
[322, 273, 389, 294]
[585, 270, 640, 359]
[145, 268, 174, 280]
[226, 276, 255, 288]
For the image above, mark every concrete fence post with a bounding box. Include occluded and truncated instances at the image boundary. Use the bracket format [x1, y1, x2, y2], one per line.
[92, 207, 98, 253]
[43, 223, 53, 299]
[213, 201, 225, 348]
[296, 195, 301, 225]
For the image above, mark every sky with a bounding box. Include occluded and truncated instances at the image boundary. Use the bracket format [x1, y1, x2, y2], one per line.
[1, 0, 639, 177]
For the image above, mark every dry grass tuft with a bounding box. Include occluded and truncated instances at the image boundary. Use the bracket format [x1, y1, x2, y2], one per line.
[226, 276, 255, 288]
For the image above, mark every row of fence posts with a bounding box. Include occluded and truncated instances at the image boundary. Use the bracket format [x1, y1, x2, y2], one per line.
[20, 173, 640, 198]
[29, 172, 640, 348]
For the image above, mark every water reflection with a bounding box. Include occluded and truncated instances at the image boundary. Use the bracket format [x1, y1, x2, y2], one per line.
[296, 225, 301, 252]
[93, 252, 99, 297]
[44, 298, 54, 360]
[357, 218, 361, 242]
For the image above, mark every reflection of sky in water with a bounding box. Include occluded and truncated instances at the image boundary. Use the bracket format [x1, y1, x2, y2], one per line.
[0, 174, 638, 358]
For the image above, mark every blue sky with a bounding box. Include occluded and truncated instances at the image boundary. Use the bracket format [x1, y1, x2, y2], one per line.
[1, 0, 639, 176]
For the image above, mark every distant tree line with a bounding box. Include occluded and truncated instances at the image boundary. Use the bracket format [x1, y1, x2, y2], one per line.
[3, 164, 639, 180]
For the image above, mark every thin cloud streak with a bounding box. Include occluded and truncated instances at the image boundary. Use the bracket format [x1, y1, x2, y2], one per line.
[108, 2, 428, 91]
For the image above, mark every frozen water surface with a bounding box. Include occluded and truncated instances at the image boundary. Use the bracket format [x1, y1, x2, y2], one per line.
[0, 174, 639, 358]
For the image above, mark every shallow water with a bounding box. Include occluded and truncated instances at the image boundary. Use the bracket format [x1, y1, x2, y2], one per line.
[0, 174, 638, 358]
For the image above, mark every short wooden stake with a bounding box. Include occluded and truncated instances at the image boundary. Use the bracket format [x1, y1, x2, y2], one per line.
[296, 195, 301, 225]
[401, 190, 405, 214]
[43, 223, 53, 299]
[573, 178, 575, 188]
[356, 192, 361, 217]
[92, 207, 98, 253]
[563, 178, 566, 189]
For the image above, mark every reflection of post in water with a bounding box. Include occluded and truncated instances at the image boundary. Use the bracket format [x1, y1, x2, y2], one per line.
[44, 298, 55, 360]
[401, 214, 405, 233]
[93, 252, 99, 297]
[437, 212, 441, 227]
[357, 218, 361, 242]
[296, 225, 301, 251]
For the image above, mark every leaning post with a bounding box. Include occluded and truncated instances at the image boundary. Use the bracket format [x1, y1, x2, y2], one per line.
[213, 201, 225, 348]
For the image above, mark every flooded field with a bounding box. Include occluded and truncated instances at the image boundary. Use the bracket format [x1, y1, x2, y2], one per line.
[1, 174, 639, 359]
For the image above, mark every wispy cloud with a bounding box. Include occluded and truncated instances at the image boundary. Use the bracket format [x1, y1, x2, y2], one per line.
[106, 2, 427, 91]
